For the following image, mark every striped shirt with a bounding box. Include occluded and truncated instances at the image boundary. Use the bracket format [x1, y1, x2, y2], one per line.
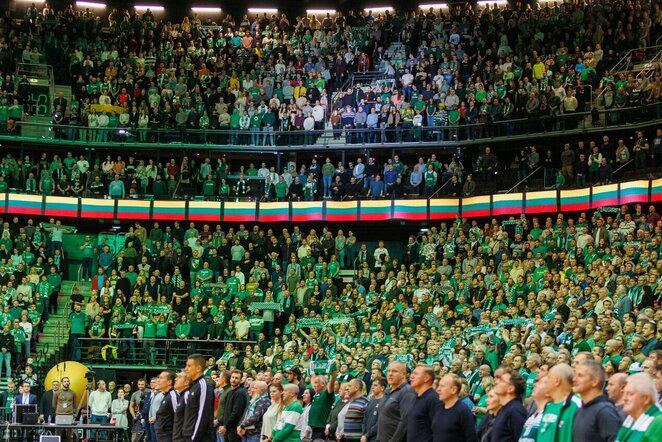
[342, 396, 369, 439]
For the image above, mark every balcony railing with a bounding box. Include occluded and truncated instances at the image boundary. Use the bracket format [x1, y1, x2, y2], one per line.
[3, 102, 660, 151]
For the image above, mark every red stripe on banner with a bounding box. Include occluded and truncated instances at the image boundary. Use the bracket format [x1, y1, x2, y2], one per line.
[462, 209, 490, 218]
[224, 215, 256, 222]
[360, 213, 391, 221]
[492, 206, 520, 216]
[152, 213, 185, 221]
[526, 204, 558, 214]
[81, 210, 113, 218]
[561, 203, 591, 212]
[258, 214, 290, 222]
[326, 214, 357, 222]
[392, 211, 427, 220]
[8, 207, 41, 215]
[189, 214, 222, 222]
[116, 211, 150, 220]
[46, 208, 77, 217]
[620, 194, 647, 204]
[592, 196, 619, 207]
[292, 213, 323, 222]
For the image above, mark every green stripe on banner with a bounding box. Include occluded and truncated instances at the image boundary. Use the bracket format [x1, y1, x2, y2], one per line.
[393, 201, 427, 220]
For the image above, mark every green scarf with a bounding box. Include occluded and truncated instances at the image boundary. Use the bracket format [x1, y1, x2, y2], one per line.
[615, 404, 661, 442]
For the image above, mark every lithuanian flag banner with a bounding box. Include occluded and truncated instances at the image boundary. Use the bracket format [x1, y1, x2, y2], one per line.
[44, 196, 78, 217]
[591, 184, 619, 209]
[525, 190, 557, 214]
[560, 188, 591, 212]
[292, 201, 323, 222]
[429, 199, 458, 220]
[492, 193, 523, 216]
[81, 197, 114, 219]
[619, 180, 650, 204]
[152, 200, 186, 221]
[188, 201, 222, 222]
[461, 195, 490, 218]
[258, 202, 290, 222]
[360, 200, 392, 221]
[651, 178, 662, 202]
[0, 193, 6, 214]
[223, 201, 256, 222]
[325, 201, 358, 222]
[7, 194, 42, 216]
[393, 199, 427, 220]
[116, 199, 151, 220]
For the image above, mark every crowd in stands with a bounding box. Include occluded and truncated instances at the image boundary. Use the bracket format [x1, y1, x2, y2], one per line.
[0, 126, 661, 200]
[1, 202, 662, 439]
[1, 1, 662, 144]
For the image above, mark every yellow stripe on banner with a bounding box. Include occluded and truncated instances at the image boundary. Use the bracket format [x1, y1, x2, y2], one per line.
[526, 190, 556, 202]
[225, 202, 257, 211]
[117, 199, 150, 209]
[326, 201, 357, 210]
[394, 200, 427, 209]
[592, 183, 618, 196]
[153, 201, 186, 209]
[45, 196, 73, 206]
[361, 200, 392, 209]
[260, 202, 287, 212]
[292, 202, 323, 212]
[429, 198, 457, 208]
[653, 178, 662, 189]
[560, 188, 591, 199]
[493, 193, 522, 204]
[10, 194, 42, 204]
[463, 195, 490, 206]
[620, 180, 649, 192]
[81, 198, 114, 208]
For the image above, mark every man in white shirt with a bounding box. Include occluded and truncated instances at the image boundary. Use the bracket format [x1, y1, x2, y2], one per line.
[88, 380, 113, 438]
[373, 241, 389, 268]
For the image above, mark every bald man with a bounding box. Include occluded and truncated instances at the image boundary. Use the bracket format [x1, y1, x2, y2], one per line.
[407, 364, 439, 442]
[606, 373, 628, 419]
[537, 363, 582, 442]
[238, 381, 271, 441]
[377, 361, 416, 442]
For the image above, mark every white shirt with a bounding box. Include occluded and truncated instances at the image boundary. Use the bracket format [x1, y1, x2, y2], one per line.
[88, 389, 112, 416]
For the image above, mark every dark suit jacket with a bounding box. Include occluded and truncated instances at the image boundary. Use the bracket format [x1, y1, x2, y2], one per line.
[16, 393, 37, 405]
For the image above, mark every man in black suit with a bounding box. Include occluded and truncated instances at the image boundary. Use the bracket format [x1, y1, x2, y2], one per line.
[39, 379, 59, 423]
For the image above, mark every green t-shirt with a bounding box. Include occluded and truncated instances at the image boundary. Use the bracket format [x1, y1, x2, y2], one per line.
[307, 389, 335, 428]
[537, 395, 581, 442]
[70, 311, 87, 334]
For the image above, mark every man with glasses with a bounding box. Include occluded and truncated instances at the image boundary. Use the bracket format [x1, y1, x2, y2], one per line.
[490, 366, 526, 442]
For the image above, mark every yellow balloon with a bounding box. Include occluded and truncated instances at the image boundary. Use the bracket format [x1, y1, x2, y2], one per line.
[43, 361, 93, 410]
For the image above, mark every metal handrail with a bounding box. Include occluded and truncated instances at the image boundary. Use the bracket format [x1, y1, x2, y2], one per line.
[596, 45, 662, 102]
[428, 176, 455, 199]
[613, 158, 635, 175]
[506, 166, 542, 194]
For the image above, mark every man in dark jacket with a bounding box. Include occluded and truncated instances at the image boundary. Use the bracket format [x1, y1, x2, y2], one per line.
[156, 370, 179, 442]
[490, 367, 527, 442]
[238, 381, 271, 440]
[172, 371, 191, 442]
[220, 369, 249, 442]
[571, 360, 622, 442]
[362, 377, 386, 442]
[39, 379, 59, 424]
[377, 361, 417, 442]
[183, 354, 215, 442]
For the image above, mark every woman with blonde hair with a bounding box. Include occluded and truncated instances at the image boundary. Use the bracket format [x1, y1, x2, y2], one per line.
[262, 382, 284, 440]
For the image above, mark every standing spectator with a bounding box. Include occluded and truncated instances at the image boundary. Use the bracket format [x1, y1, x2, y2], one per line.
[338, 379, 369, 442]
[361, 377, 386, 442]
[173, 371, 192, 442]
[111, 388, 129, 439]
[423, 165, 437, 198]
[322, 158, 335, 199]
[183, 354, 215, 441]
[432, 374, 476, 442]
[238, 381, 271, 442]
[490, 367, 526, 442]
[271, 384, 304, 442]
[307, 369, 338, 440]
[220, 369, 248, 442]
[606, 373, 628, 420]
[39, 379, 58, 424]
[377, 361, 416, 442]
[89, 379, 113, 438]
[571, 360, 622, 441]
[633, 131, 650, 171]
[406, 364, 439, 442]
[575, 153, 589, 188]
[537, 364, 581, 442]
[614, 373, 662, 441]
[53, 377, 76, 425]
[156, 370, 179, 442]
[0, 324, 13, 380]
[519, 374, 549, 442]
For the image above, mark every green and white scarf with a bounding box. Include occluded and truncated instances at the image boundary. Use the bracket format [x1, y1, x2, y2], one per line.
[615, 404, 661, 442]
